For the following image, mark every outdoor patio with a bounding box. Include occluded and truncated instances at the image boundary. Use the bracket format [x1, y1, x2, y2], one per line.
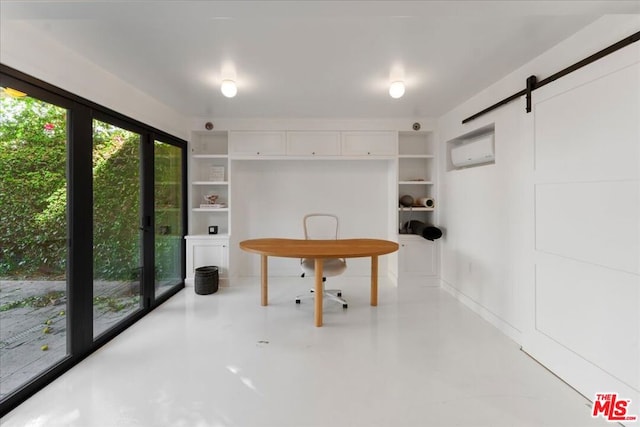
[0, 280, 139, 399]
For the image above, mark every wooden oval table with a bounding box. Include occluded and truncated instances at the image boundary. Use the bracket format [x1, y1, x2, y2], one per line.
[239, 238, 399, 327]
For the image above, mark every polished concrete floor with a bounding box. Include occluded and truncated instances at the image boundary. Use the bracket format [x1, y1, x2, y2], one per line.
[1, 277, 607, 427]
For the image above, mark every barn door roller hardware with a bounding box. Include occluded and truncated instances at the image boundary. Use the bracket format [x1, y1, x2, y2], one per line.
[462, 30, 640, 124]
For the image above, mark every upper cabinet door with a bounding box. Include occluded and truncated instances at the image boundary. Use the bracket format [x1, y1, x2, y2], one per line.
[229, 131, 286, 156]
[341, 131, 397, 156]
[286, 131, 341, 156]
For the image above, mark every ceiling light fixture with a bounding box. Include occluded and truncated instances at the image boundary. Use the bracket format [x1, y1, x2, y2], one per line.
[389, 81, 405, 99]
[221, 79, 237, 98]
[1, 87, 28, 98]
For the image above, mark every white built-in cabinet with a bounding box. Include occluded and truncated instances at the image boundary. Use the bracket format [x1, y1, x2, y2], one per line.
[397, 131, 435, 228]
[186, 131, 230, 282]
[396, 131, 439, 284]
[189, 131, 230, 235]
[228, 130, 397, 158]
[228, 131, 286, 156]
[186, 128, 437, 285]
[399, 235, 437, 276]
[286, 131, 341, 156]
[185, 235, 229, 281]
[342, 131, 397, 156]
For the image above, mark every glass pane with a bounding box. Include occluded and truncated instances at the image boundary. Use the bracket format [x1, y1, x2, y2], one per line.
[154, 141, 183, 297]
[0, 89, 68, 399]
[92, 120, 142, 338]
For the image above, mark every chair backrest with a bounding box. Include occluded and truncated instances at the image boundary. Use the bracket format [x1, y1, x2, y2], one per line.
[303, 213, 339, 240]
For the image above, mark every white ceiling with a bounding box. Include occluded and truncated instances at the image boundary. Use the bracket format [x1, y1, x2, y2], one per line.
[1, 1, 639, 119]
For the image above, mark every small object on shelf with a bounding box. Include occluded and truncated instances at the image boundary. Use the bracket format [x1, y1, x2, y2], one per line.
[208, 225, 219, 234]
[399, 195, 414, 207]
[403, 220, 443, 241]
[203, 193, 218, 204]
[415, 197, 435, 208]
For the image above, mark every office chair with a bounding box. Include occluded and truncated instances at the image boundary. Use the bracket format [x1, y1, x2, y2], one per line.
[295, 213, 348, 309]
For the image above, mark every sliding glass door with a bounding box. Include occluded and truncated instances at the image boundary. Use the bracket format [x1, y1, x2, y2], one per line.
[0, 66, 187, 415]
[154, 141, 184, 298]
[0, 86, 69, 399]
[92, 120, 143, 338]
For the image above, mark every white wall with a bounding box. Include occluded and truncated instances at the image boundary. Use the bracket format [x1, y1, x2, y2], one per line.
[437, 15, 640, 413]
[230, 158, 395, 277]
[439, 102, 529, 340]
[0, 21, 188, 139]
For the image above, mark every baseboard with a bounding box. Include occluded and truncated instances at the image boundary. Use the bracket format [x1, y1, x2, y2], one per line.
[398, 275, 440, 287]
[440, 279, 522, 344]
[184, 277, 230, 287]
[523, 332, 640, 425]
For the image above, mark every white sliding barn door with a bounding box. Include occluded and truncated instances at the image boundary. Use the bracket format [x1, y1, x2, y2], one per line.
[524, 43, 640, 420]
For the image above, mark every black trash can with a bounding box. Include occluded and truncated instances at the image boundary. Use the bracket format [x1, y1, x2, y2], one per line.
[195, 266, 219, 295]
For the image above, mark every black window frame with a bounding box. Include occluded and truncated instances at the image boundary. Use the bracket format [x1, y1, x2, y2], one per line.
[0, 64, 188, 416]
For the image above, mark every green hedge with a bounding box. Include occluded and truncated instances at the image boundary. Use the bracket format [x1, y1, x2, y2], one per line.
[0, 97, 150, 280]
[0, 97, 68, 277]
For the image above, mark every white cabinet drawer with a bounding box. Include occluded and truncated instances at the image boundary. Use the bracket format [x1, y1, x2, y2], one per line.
[286, 131, 341, 156]
[341, 131, 397, 156]
[229, 131, 286, 156]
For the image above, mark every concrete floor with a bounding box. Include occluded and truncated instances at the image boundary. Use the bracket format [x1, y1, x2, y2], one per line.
[1, 277, 609, 427]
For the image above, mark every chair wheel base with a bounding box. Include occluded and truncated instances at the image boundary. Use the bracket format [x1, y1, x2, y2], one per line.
[295, 299, 301, 304]
[342, 304, 348, 309]
[337, 292, 342, 297]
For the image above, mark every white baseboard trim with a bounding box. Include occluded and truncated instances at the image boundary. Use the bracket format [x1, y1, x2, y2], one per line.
[184, 277, 230, 287]
[440, 279, 522, 344]
[398, 275, 440, 287]
[523, 332, 640, 422]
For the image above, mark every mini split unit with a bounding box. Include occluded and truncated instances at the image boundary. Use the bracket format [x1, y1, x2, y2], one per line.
[450, 133, 495, 168]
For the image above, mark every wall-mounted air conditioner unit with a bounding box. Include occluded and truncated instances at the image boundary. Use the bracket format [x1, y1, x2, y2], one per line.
[450, 133, 494, 168]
